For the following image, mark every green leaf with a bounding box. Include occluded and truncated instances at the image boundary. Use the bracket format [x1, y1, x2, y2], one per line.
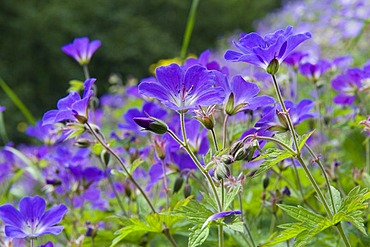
[128, 158, 144, 174]
[278, 204, 331, 229]
[110, 213, 163, 247]
[223, 184, 241, 210]
[253, 149, 294, 178]
[68, 79, 84, 92]
[261, 223, 306, 247]
[298, 130, 315, 151]
[188, 224, 210, 247]
[327, 186, 342, 214]
[225, 220, 244, 233]
[332, 186, 370, 236]
[175, 199, 213, 224]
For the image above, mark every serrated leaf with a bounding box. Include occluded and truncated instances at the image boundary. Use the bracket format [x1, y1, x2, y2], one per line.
[327, 186, 342, 214]
[298, 130, 315, 151]
[110, 213, 163, 247]
[225, 221, 244, 232]
[175, 199, 214, 224]
[204, 149, 213, 166]
[333, 211, 367, 235]
[261, 223, 306, 247]
[188, 224, 210, 247]
[253, 149, 294, 178]
[223, 184, 241, 210]
[278, 205, 332, 229]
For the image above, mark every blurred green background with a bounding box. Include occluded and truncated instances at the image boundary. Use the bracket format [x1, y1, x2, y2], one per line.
[0, 0, 281, 143]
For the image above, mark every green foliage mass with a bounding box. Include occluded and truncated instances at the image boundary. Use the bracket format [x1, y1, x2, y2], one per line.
[0, 0, 280, 142]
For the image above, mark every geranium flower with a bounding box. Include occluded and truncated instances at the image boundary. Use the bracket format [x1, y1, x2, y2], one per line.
[216, 74, 274, 115]
[299, 60, 331, 81]
[138, 64, 225, 111]
[224, 26, 311, 73]
[331, 68, 362, 105]
[255, 99, 318, 132]
[42, 78, 95, 125]
[0, 196, 67, 239]
[62, 37, 101, 66]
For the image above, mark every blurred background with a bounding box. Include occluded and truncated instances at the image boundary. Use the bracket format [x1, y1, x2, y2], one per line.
[0, 0, 281, 142]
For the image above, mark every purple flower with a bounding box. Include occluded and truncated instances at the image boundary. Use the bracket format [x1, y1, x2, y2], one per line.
[39, 241, 54, 247]
[0, 196, 67, 239]
[224, 26, 311, 72]
[138, 64, 225, 111]
[0, 106, 5, 112]
[255, 99, 318, 132]
[202, 210, 241, 228]
[331, 68, 362, 105]
[299, 60, 331, 81]
[42, 78, 95, 125]
[216, 74, 274, 115]
[62, 37, 101, 65]
[283, 51, 308, 69]
[119, 102, 167, 135]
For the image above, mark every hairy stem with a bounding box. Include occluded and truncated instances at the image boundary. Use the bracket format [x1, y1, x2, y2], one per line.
[86, 122, 178, 247]
[222, 114, 230, 149]
[210, 128, 219, 152]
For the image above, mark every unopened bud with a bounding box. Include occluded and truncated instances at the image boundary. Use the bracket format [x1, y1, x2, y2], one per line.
[100, 150, 110, 166]
[267, 58, 280, 75]
[75, 138, 91, 148]
[74, 114, 88, 124]
[198, 115, 214, 130]
[184, 184, 192, 198]
[214, 163, 230, 180]
[133, 116, 168, 134]
[262, 176, 269, 190]
[225, 93, 235, 115]
[220, 155, 234, 165]
[173, 176, 184, 194]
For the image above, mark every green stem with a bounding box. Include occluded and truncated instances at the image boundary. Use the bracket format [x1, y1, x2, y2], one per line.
[0, 77, 35, 124]
[180, 112, 188, 146]
[168, 129, 222, 210]
[161, 159, 170, 209]
[106, 166, 127, 216]
[86, 122, 178, 247]
[336, 223, 351, 247]
[238, 192, 256, 247]
[86, 122, 156, 213]
[180, 0, 200, 60]
[222, 114, 230, 149]
[304, 143, 336, 214]
[366, 138, 370, 173]
[271, 74, 351, 246]
[242, 134, 296, 155]
[271, 75, 300, 153]
[83, 65, 90, 79]
[0, 111, 9, 144]
[218, 225, 224, 247]
[210, 128, 219, 152]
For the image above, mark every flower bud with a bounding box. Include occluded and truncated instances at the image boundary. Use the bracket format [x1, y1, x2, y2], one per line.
[225, 93, 235, 115]
[267, 58, 280, 75]
[100, 150, 110, 167]
[184, 184, 192, 198]
[197, 115, 214, 130]
[74, 138, 91, 148]
[133, 116, 168, 134]
[229, 140, 245, 157]
[173, 176, 184, 194]
[262, 176, 269, 190]
[220, 155, 234, 165]
[214, 163, 230, 180]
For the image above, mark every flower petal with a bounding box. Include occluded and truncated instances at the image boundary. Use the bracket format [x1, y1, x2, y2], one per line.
[4, 225, 28, 238]
[0, 204, 24, 228]
[19, 196, 46, 222]
[37, 204, 68, 233]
